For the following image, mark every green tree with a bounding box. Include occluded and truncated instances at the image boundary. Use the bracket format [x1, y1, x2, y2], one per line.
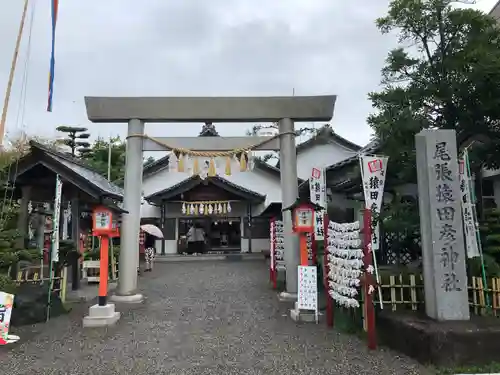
[56, 126, 91, 156]
[81, 136, 155, 185]
[0, 143, 40, 292]
[369, 0, 500, 184]
[80, 136, 126, 183]
[475, 208, 500, 277]
[246, 124, 319, 164]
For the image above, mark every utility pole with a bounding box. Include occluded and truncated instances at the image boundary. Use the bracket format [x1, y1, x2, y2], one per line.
[0, 0, 29, 147]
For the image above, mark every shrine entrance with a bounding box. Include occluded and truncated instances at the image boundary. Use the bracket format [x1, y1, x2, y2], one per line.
[179, 217, 241, 254]
[84, 95, 336, 301]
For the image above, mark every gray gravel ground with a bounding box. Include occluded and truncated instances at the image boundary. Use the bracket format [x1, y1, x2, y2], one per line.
[0, 260, 433, 375]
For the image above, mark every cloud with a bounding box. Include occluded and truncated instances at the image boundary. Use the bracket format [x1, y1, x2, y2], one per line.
[0, 0, 495, 148]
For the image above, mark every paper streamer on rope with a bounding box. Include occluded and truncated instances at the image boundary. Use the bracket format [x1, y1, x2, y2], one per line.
[168, 152, 254, 179]
[180, 201, 232, 215]
[0, 291, 19, 345]
[47, 0, 59, 112]
[272, 220, 285, 270]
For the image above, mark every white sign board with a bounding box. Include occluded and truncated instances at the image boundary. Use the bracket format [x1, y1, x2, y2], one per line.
[52, 175, 63, 263]
[459, 157, 480, 258]
[297, 266, 318, 321]
[309, 167, 326, 240]
[0, 291, 19, 345]
[360, 156, 388, 251]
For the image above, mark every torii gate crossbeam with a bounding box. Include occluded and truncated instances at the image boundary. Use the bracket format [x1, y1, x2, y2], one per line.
[85, 95, 336, 303]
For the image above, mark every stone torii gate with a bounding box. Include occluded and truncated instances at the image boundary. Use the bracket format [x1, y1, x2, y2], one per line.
[84, 96, 336, 303]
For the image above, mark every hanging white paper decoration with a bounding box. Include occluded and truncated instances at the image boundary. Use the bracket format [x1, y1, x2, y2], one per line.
[327, 220, 363, 309]
[271, 219, 286, 270]
[168, 153, 178, 172]
[66, 201, 72, 222]
[181, 201, 233, 216]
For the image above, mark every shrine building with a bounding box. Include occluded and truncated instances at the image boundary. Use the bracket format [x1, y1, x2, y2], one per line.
[140, 123, 361, 255]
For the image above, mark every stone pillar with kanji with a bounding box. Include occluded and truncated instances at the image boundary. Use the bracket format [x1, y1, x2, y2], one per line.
[415, 129, 470, 321]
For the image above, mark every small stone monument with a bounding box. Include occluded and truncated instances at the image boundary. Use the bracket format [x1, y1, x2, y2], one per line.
[415, 129, 470, 320]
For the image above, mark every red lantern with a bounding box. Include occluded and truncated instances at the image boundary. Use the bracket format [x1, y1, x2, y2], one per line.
[292, 203, 315, 234]
[92, 206, 114, 236]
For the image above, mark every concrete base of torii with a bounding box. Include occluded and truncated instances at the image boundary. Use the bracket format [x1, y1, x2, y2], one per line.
[278, 291, 297, 302]
[82, 303, 121, 328]
[110, 293, 144, 304]
[290, 302, 318, 323]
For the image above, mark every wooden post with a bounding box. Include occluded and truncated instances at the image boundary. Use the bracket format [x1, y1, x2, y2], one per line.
[363, 209, 376, 350]
[324, 214, 334, 327]
[247, 203, 252, 253]
[160, 203, 166, 255]
[61, 267, 68, 303]
[98, 236, 109, 306]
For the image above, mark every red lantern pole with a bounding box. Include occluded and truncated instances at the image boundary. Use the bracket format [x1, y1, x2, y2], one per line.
[299, 233, 308, 266]
[312, 232, 317, 265]
[363, 208, 376, 350]
[98, 236, 109, 306]
[324, 214, 334, 327]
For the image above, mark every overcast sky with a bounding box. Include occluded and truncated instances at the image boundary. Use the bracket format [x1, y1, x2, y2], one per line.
[0, 0, 496, 148]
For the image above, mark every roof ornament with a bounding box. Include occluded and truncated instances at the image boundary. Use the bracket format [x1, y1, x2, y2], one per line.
[199, 122, 219, 137]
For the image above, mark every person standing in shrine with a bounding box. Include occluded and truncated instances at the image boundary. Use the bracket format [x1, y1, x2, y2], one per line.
[144, 234, 156, 271]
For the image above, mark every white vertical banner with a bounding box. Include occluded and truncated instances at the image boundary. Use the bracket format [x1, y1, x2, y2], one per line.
[52, 175, 63, 263]
[360, 156, 389, 250]
[309, 167, 327, 240]
[459, 158, 480, 258]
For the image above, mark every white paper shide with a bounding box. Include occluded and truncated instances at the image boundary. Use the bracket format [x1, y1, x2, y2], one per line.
[309, 167, 326, 240]
[327, 220, 363, 308]
[306, 233, 313, 261]
[271, 220, 285, 270]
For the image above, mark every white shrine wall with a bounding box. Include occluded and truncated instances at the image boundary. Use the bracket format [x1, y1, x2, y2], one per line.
[296, 142, 356, 180]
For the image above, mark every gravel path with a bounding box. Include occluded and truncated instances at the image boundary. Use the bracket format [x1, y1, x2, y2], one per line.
[0, 260, 432, 374]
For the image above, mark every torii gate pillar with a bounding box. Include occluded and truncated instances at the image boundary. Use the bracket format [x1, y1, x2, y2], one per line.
[85, 95, 336, 302]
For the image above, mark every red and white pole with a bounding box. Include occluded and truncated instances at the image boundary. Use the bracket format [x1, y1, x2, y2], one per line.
[363, 209, 376, 350]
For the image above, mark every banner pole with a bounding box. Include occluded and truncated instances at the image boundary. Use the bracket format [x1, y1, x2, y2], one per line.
[363, 209, 377, 350]
[464, 150, 489, 307]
